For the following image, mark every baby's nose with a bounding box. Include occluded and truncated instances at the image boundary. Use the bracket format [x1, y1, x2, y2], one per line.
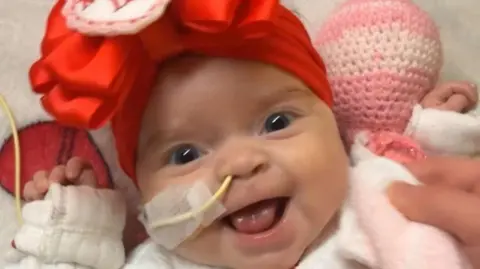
[215, 141, 269, 180]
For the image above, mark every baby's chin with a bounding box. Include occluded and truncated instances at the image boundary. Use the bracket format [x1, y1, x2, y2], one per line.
[179, 244, 305, 269]
[229, 247, 304, 269]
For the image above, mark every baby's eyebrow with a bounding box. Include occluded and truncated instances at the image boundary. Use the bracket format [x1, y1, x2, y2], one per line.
[257, 86, 314, 106]
[139, 124, 179, 158]
[142, 128, 184, 156]
[141, 116, 204, 157]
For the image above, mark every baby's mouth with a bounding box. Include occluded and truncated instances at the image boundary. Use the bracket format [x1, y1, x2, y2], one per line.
[223, 197, 289, 234]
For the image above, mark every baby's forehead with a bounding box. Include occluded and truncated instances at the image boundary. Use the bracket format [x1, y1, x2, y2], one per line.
[150, 56, 307, 112]
[157, 56, 299, 92]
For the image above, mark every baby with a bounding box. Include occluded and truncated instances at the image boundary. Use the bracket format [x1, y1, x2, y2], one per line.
[8, 1, 348, 269]
[3, 0, 473, 269]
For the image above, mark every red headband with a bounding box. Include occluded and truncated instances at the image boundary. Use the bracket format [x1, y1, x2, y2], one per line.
[30, 0, 332, 181]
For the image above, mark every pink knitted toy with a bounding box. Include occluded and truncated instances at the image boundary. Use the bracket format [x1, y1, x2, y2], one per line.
[315, 0, 478, 163]
[313, 0, 480, 269]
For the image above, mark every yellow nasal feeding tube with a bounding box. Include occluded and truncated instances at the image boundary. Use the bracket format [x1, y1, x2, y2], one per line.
[4, 89, 232, 233]
[151, 175, 233, 229]
[0, 95, 23, 225]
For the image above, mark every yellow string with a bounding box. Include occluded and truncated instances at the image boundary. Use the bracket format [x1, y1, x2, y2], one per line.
[0, 95, 22, 225]
[151, 175, 233, 228]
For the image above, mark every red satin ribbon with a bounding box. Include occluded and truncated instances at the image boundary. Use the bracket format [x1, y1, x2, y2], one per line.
[30, 0, 332, 180]
[30, 0, 281, 129]
[178, 0, 278, 37]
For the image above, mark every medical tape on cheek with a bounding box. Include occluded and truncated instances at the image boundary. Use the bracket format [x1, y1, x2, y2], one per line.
[141, 175, 232, 250]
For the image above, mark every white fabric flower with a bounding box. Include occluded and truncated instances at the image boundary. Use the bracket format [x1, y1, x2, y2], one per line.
[63, 0, 172, 36]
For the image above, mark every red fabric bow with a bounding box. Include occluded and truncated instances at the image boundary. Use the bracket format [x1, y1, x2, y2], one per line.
[177, 0, 278, 37]
[30, 0, 332, 181]
[30, 0, 281, 129]
[30, 0, 155, 129]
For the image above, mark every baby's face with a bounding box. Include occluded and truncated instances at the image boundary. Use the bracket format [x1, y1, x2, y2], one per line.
[136, 56, 349, 269]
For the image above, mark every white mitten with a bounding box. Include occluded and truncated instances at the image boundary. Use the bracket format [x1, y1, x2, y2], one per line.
[12, 183, 127, 269]
[405, 104, 480, 155]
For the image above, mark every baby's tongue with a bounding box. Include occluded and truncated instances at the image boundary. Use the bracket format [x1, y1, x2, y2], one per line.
[229, 199, 278, 234]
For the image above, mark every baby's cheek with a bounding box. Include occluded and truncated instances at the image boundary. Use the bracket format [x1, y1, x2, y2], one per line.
[296, 146, 348, 229]
[172, 225, 227, 267]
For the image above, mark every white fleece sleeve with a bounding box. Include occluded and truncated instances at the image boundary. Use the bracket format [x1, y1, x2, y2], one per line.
[123, 241, 170, 269]
[405, 104, 480, 155]
[4, 183, 127, 269]
[123, 240, 218, 269]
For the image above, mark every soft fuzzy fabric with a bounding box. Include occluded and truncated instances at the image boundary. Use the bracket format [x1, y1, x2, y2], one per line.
[0, 0, 479, 267]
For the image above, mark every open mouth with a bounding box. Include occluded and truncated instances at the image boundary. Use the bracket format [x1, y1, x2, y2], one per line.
[223, 197, 289, 234]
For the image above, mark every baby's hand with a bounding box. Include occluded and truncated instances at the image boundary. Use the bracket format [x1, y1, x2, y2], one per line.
[421, 81, 478, 112]
[23, 157, 97, 201]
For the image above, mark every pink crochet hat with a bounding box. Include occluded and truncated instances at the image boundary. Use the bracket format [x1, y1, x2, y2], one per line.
[314, 0, 442, 145]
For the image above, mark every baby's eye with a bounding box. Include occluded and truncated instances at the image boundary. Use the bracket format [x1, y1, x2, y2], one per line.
[168, 144, 202, 165]
[263, 112, 294, 133]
